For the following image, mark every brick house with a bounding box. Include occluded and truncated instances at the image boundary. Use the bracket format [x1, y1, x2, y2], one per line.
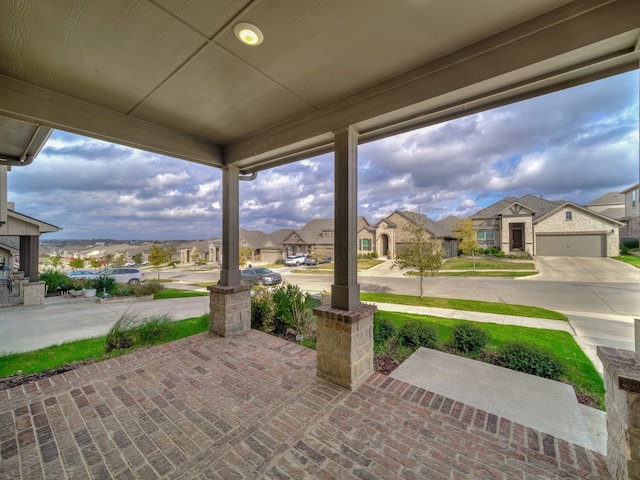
[471, 194, 623, 257]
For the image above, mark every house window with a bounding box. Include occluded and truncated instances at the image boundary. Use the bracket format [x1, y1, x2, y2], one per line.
[360, 238, 371, 251]
[476, 230, 495, 246]
[565, 211, 572, 220]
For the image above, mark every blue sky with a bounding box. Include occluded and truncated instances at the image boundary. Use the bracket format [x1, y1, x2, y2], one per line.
[7, 71, 639, 240]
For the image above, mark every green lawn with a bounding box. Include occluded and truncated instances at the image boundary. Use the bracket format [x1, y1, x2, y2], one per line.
[154, 288, 208, 299]
[0, 314, 209, 378]
[428, 271, 537, 278]
[614, 255, 640, 268]
[361, 292, 567, 320]
[377, 311, 604, 408]
[443, 257, 536, 270]
[290, 258, 383, 274]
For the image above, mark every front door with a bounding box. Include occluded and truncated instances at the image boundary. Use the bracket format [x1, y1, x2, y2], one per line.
[512, 229, 523, 250]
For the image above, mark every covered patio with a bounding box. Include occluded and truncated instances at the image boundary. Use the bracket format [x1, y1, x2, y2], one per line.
[2, 0, 640, 477]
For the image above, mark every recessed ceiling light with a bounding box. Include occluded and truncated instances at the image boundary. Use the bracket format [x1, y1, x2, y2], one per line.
[234, 22, 264, 46]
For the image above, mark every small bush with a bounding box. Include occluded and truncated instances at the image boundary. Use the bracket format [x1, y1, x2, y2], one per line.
[93, 276, 117, 295]
[251, 289, 275, 331]
[373, 313, 396, 347]
[40, 269, 74, 293]
[104, 313, 174, 352]
[452, 322, 489, 354]
[398, 320, 438, 349]
[270, 282, 315, 336]
[498, 342, 565, 380]
[132, 280, 164, 297]
[622, 239, 639, 249]
[620, 244, 629, 255]
[357, 252, 379, 259]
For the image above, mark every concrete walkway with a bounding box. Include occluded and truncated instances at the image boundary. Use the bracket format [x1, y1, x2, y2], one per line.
[371, 301, 607, 454]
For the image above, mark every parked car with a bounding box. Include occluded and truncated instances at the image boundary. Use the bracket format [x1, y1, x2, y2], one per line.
[284, 254, 307, 266]
[241, 268, 282, 286]
[124, 262, 136, 267]
[101, 267, 145, 284]
[303, 255, 332, 265]
[66, 270, 98, 280]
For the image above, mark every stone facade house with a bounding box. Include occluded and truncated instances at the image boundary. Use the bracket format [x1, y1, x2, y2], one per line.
[471, 194, 623, 257]
[384, 211, 458, 258]
[282, 219, 335, 259]
[620, 183, 640, 241]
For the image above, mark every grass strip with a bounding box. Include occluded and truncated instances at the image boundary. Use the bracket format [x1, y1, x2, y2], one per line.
[154, 288, 208, 299]
[423, 271, 537, 277]
[442, 257, 536, 270]
[0, 314, 209, 378]
[614, 255, 640, 268]
[361, 292, 567, 320]
[378, 311, 604, 409]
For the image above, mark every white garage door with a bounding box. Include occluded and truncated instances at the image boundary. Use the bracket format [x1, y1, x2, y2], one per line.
[536, 234, 605, 257]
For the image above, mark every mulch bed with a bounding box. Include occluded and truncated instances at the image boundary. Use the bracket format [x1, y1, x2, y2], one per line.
[0, 359, 98, 390]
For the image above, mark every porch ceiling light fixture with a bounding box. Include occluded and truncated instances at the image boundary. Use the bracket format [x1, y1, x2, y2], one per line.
[234, 22, 264, 46]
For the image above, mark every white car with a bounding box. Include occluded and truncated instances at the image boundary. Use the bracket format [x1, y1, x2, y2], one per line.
[284, 254, 307, 266]
[101, 268, 146, 285]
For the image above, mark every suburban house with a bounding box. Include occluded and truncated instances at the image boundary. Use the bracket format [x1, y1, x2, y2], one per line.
[471, 194, 623, 257]
[179, 240, 220, 265]
[381, 211, 458, 258]
[621, 183, 640, 241]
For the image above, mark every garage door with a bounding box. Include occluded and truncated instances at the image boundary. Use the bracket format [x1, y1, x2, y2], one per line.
[536, 234, 605, 257]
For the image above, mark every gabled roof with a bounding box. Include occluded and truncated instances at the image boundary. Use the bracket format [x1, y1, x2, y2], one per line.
[586, 191, 625, 206]
[622, 183, 640, 194]
[535, 201, 624, 226]
[4, 209, 61, 235]
[471, 195, 563, 221]
[437, 215, 461, 231]
[267, 229, 294, 249]
[597, 207, 625, 221]
[394, 211, 454, 239]
[293, 218, 335, 246]
[240, 229, 268, 249]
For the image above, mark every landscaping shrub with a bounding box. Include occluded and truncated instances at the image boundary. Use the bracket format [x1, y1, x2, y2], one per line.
[373, 312, 396, 347]
[40, 269, 74, 294]
[251, 288, 275, 330]
[452, 321, 489, 354]
[620, 244, 629, 255]
[357, 252, 379, 259]
[93, 276, 117, 295]
[104, 313, 174, 352]
[132, 279, 164, 296]
[622, 239, 639, 249]
[398, 320, 438, 349]
[270, 282, 315, 336]
[497, 342, 565, 380]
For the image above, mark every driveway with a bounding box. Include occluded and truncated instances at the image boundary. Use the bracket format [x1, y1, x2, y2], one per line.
[530, 256, 640, 283]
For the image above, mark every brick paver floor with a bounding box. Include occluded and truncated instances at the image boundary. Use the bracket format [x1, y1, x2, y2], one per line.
[0, 330, 609, 479]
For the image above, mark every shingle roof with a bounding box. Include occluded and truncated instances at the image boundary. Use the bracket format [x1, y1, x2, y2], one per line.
[240, 229, 268, 249]
[437, 215, 461, 231]
[471, 195, 564, 221]
[598, 206, 625, 220]
[398, 211, 454, 238]
[586, 191, 625, 206]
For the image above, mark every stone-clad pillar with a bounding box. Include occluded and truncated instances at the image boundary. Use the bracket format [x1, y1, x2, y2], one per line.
[314, 303, 376, 391]
[209, 166, 250, 336]
[598, 321, 640, 479]
[314, 126, 375, 390]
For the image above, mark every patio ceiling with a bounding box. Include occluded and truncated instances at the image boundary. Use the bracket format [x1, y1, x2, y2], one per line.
[1, 0, 639, 173]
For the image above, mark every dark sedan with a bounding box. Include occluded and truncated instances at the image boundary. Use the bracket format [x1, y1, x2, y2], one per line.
[241, 267, 282, 286]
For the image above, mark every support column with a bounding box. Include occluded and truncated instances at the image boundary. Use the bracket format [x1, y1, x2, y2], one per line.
[209, 165, 250, 336]
[19, 235, 39, 281]
[314, 126, 375, 390]
[331, 126, 359, 311]
[598, 319, 640, 479]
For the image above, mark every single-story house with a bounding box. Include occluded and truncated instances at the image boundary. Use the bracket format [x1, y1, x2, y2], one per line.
[471, 194, 623, 257]
[381, 211, 458, 258]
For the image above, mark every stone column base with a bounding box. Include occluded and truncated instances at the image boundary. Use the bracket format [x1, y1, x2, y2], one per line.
[598, 345, 640, 479]
[207, 284, 252, 337]
[22, 281, 45, 306]
[313, 303, 377, 391]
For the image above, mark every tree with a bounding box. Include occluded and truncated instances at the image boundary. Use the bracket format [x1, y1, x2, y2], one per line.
[68, 257, 85, 270]
[133, 253, 143, 265]
[307, 246, 328, 269]
[393, 220, 445, 298]
[89, 258, 102, 270]
[104, 253, 114, 266]
[165, 245, 177, 263]
[114, 255, 126, 267]
[50, 255, 63, 269]
[239, 245, 252, 267]
[149, 244, 171, 279]
[452, 218, 479, 272]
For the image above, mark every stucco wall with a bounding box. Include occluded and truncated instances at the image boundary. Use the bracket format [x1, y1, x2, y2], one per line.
[535, 209, 619, 256]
